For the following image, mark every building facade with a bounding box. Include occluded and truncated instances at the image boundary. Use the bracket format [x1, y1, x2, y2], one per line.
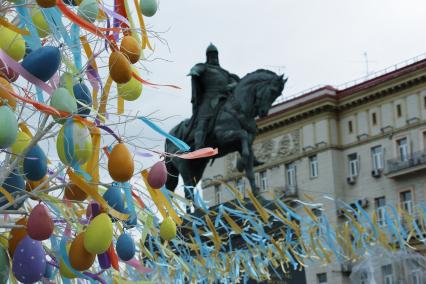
[201, 56, 426, 284]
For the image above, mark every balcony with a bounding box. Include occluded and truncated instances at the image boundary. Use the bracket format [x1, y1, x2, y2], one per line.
[386, 150, 426, 178]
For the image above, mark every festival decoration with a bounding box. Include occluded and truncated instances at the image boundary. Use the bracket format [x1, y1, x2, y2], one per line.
[73, 82, 92, 116]
[147, 160, 167, 189]
[0, 105, 18, 148]
[0, 245, 9, 284]
[12, 236, 46, 283]
[109, 51, 133, 83]
[21, 46, 61, 82]
[50, 87, 77, 122]
[27, 203, 54, 240]
[0, 77, 16, 109]
[160, 216, 177, 241]
[108, 143, 134, 182]
[69, 232, 97, 271]
[140, 0, 158, 17]
[117, 68, 143, 101]
[116, 233, 136, 261]
[22, 144, 48, 181]
[0, 27, 25, 61]
[84, 213, 113, 254]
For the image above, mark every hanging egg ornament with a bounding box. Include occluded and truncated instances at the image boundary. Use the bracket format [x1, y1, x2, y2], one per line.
[84, 213, 113, 254]
[103, 185, 125, 212]
[27, 203, 54, 241]
[12, 236, 46, 283]
[78, 0, 99, 23]
[31, 8, 51, 38]
[57, 119, 93, 167]
[21, 46, 61, 82]
[73, 83, 92, 116]
[0, 77, 16, 109]
[0, 59, 19, 82]
[120, 36, 141, 64]
[117, 68, 143, 101]
[1, 170, 25, 210]
[64, 183, 88, 201]
[140, 0, 158, 17]
[108, 143, 134, 182]
[8, 217, 27, 257]
[50, 87, 77, 123]
[160, 216, 177, 241]
[0, 105, 18, 149]
[0, 26, 25, 61]
[109, 51, 132, 84]
[36, 0, 56, 8]
[116, 233, 136, 261]
[69, 232, 96, 271]
[147, 160, 167, 189]
[22, 144, 47, 181]
[0, 245, 10, 284]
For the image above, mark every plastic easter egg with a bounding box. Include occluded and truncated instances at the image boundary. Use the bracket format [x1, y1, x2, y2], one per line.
[73, 83, 92, 116]
[23, 144, 47, 181]
[123, 208, 137, 229]
[0, 245, 10, 284]
[69, 232, 96, 271]
[108, 143, 134, 182]
[8, 217, 27, 257]
[0, 26, 25, 61]
[97, 252, 111, 269]
[59, 243, 76, 279]
[147, 161, 167, 189]
[109, 51, 132, 84]
[64, 183, 88, 201]
[31, 8, 50, 38]
[120, 36, 141, 64]
[12, 236, 46, 283]
[117, 68, 142, 101]
[21, 46, 61, 82]
[0, 77, 16, 110]
[27, 204, 54, 241]
[50, 87, 77, 123]
[116, 233, 135, 261]
[160, 216, 176, 241]
[1, 170, 25, 210]
[57, 119, 93, 167]
[84, 213, 113, 254]
[103, 186, 124, 212]
[140, 0, 158, 17]
[36, 0, 56, 8]
[78, 0, 99, 23]
[0, 105, 18, 148]
[0, 58, 19, 82]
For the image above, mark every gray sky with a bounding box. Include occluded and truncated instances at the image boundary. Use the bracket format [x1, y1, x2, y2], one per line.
[124, 0, 426, 152]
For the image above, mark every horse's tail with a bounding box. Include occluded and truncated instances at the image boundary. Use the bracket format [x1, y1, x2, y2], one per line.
[165, 156, 179, 192]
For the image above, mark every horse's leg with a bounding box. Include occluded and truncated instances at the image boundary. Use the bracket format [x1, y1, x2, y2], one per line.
[245, 152, 258, 196]
[165, 157, 179, 192]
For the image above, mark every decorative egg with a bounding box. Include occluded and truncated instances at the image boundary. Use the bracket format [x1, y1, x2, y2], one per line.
[12, 236, 46, 283]
[0, 58, 19, 82]
[97, 251, 111, 270]
[69, 232, 96, 271]
[109, 51, 132, 84]
[50, 87, 77, 123]
[123, 208, 137, 229]
[147, 160, 167, 189]
[8, 217, 27, 257]
[73, 83, 92, 116]
[117, 68, 142, 101]
[0, 245, 10, 284]
[140, 0, 158, 17]
[21, 46, 61, 82]
[116, 233, 135, 261]
[108, 143, 134, 182]
[0, 26, 25, 61]
[31, 8, 51, 38]
[0, 105, 18, 149]
[160, 216, 176, 241]
[120, 36, 141, 64]
[57, 119, 93, 167]
[103, 185, 125, 212]
[59, 243, 76, 279]
[22, 144, 47, 181]
[78, 0, 99, 23]
[1, 170, 25, 210]
[11, 131, 31, 155]
[36, 0, 56, 8]
[27, 203, 54, 241]
[0, 77, 16, 110]
[64, 183, 88, 201]
[84, 213, 113, 254]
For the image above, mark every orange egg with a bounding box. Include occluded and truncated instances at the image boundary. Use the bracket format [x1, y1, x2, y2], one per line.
[109, 51, 132, 84]
[64, 183, 88, 201]
[108, 143, 134, 182]
[69, 232, 96, 271]
[36, 0, 56, 8]
[120, 36, 141, 64]
[0, 77, 16, 110]
[8, 217, 27, 257]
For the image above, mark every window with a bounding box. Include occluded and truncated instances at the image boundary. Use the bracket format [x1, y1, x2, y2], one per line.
[214, 184, 221, 204]
[382, 264, 393, 284]
[375, 197, 386, 227]
[348, 153, 359, 177]
[396, 104, 402, 118]
[348, 120, 353, 133]
[317, 273, 327, 284]
[259, 171, 268, 192]
[371, 146, 384, 170]
[360, 271, 369, 284]
[396, 137, 409, 162]
[309, 155, 318, 178]
[400, 190, 414, 216]
[423, 131, 426, 150]
[424, 96, 426, 109]
[286, 163, 296, 186]
[313, 208, 323, 236]
[372, 112, 377, 125]
[236, 178, 245, 195]
[411, 269, 422, 284]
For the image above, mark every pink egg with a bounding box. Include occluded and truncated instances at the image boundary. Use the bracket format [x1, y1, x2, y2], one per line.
[147, 161, 167, 189]
[27, 204, 54, 241]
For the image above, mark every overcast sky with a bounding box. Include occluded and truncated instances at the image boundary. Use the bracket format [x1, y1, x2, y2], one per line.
[122, 0, 426, 153]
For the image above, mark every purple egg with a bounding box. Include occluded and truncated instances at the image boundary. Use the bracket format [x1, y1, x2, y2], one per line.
[12, 236, 46, 283]
[147, 161, 167, 189]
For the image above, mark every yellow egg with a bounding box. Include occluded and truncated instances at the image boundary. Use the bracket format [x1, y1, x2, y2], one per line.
[0, 26, 25, 61]
[117, 68, 142, 101]
[31, 8, 51, 38]
[83, 213, 113, 254]
[160, 216, 177, 241]
[11, 131, 31, 154]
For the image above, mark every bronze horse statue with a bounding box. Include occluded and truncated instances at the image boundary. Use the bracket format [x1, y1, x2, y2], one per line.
[165, 69, 287, 205]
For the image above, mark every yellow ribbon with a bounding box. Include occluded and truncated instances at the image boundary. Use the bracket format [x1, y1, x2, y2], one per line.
[133, 0, 152, 50]
[247, 190, 269, 223]
[84, 126, 100, 184]
[0, 187, 14, 205]
[0, 18, 29, 35]
[205, 215, 221, 253]
[98, 76, 113, 122]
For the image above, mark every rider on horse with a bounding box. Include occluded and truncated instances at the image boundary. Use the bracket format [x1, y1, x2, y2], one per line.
[189, 43, 240, 150]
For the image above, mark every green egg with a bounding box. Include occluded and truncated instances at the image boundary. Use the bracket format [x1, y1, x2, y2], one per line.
[78, 0, 99, 23]
[50, 87, 77, 124]
[140, 0, 158, 17]
[0, 106, 18, 149]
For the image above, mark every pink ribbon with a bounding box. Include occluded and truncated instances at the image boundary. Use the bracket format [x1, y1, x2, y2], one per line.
[177, 147, 218, 159]
[124, 258, 153, 273]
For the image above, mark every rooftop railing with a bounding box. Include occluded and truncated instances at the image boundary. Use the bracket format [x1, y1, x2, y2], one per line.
[387, 150, 426, 176]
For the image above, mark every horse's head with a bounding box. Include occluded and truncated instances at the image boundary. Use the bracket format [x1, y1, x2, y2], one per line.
[255, 73, 287, 118]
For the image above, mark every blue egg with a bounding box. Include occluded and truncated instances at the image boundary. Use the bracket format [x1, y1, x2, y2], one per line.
[0, 170, 25, 209]
[103, 186, 124, 212]
[23, 144, 47, 181]
[73, 83, 92, 116]
[116, 233, 135, 261]
[123, 208, 137, 229]
[21, 46, 61, 82]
